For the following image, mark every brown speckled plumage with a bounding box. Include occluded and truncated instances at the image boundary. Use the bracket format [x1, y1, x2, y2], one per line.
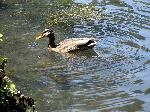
[36, 29, 97, 53]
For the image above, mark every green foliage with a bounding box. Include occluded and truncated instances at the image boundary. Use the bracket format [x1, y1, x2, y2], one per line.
[0, 33, 3, 42]
[1, 77, 17, 96]
[0, 57, 8, 63]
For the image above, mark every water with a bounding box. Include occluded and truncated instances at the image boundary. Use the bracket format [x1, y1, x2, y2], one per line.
[0, 0, 150, 111]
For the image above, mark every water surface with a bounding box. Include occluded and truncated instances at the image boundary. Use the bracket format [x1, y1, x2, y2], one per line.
[0, 0, 150, 111]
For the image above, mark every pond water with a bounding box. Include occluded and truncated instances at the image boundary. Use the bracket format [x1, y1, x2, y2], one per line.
[0, 0, 150, 111]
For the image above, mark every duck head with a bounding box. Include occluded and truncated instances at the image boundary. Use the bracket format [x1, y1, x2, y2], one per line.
[36, 29, 57, 48]
[36, 29, 54, 40]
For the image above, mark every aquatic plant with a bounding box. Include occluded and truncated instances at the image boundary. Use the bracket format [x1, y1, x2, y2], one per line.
[48, 3, 107, 26]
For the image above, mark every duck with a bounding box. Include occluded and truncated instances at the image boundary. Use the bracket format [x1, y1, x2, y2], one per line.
[36, 29, 97, 53]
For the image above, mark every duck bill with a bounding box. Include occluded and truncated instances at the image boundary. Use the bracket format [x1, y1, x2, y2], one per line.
[36, 35, 44, 40]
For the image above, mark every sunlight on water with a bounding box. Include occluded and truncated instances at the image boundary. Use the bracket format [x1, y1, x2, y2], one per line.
[0, 0, 150, 111]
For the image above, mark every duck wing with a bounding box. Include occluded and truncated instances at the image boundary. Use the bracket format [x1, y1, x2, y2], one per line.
[56, 38, 96, 52]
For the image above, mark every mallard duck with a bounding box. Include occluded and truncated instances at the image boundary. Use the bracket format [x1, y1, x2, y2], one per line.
[36, 29, 97, 53]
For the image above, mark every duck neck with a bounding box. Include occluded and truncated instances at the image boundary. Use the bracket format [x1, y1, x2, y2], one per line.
[48, 36, 57, 48]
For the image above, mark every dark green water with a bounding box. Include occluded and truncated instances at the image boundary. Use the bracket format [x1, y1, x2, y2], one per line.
[0, 0, 150, 111]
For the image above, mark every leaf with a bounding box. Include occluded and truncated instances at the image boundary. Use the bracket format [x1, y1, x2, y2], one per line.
[0, 38, 3, 42]
[0, 33, 3, 38]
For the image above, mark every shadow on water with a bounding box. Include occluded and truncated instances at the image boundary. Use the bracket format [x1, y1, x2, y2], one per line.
[0, 0, 150, 112]
[53, 49, 99, 58]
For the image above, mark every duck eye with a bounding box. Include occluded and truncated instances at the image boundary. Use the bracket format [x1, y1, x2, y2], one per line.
[44, 31, 51, 36]
[42, 30, 47, 34]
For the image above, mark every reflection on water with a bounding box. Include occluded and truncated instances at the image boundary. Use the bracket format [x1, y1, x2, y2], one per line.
[0, 0, 150, 111]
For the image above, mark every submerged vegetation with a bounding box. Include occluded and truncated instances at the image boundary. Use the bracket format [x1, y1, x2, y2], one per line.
[48, 3, 107, 26]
